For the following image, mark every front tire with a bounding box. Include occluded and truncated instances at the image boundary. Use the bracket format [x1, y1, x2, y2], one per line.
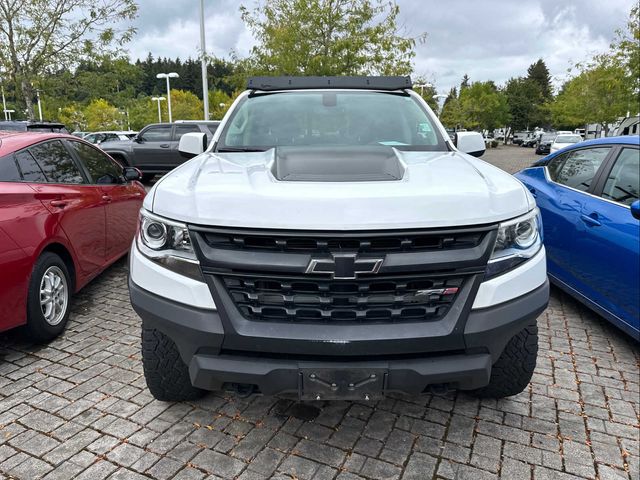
[142, 328, 205, 401]
[474, 322, 538, 398]
[26, 252, 72, 343]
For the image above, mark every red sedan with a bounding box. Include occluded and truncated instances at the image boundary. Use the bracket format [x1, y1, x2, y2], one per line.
[0, 132, 145, 341]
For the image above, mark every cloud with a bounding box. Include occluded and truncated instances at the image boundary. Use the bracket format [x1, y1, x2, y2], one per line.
[126, 0, 635, 92]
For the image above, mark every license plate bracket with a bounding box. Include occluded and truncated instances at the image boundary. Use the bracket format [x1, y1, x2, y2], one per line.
[299, 367, 387, 401]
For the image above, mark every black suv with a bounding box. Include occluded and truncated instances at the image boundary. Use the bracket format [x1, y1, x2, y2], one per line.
[100, 121, 219, 182]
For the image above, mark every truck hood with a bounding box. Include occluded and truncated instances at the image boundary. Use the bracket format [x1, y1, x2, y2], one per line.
[147, 148, 532, 230]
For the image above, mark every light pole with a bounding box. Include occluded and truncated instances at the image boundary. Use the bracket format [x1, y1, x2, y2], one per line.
[156, 72, 179, 122]
[199, 0, 209, 120]
[35, 88, 43, 121]
[151, 96, 165, 123]
[414, 83, 432, 96]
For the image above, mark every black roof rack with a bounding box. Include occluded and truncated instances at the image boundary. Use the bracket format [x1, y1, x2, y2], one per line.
[246, 76, 412, 91]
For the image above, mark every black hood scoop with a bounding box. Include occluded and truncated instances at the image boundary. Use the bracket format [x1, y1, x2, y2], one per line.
[271, 146, 405, 182]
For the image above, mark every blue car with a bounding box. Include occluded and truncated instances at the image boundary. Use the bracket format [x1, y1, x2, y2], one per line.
[515, 136, 639, 339]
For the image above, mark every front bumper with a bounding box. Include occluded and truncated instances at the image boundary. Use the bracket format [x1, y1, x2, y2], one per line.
[129, 276, 549, 396]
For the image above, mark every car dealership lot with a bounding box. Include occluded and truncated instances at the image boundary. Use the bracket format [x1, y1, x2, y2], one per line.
[0, 146, 637, 480]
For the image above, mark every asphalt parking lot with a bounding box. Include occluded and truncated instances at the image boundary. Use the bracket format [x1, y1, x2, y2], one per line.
[0, 145, 638, 480]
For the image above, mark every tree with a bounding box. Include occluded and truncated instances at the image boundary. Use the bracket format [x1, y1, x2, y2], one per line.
[526, 59, 552, 100]
[550, 61, 633, 133]
[166, 89, 203, 121]
[460, 74, 470, 90]
[440, 87, 464, 128]
[0, 0, 137, 119]
[504, 77, 545, 130]
[413, 79, 438, 111]
[611, 5, 640, 108]
[239, 0, 424, 76]
[458, 81, 509, 131]
[83, 99, 121, 131]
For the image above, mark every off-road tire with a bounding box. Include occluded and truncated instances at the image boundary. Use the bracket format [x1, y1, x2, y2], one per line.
[142, 328, 205, 401]
[474, 322, 538, 398]
[26, 252, 72, 343]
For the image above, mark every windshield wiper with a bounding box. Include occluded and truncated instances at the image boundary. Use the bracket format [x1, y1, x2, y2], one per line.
[216, 147, 268, 152]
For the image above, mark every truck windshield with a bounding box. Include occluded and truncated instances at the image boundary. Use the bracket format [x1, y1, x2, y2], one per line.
[215, 91, 447, 152]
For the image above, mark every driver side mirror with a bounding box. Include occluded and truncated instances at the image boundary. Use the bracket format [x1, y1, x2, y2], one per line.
[123, 166, 142, 182]
[454, 132, 486, 158]
[179, 132, 207, 158]
[133, 134, 143, 143]
[631, 200, 640, 220]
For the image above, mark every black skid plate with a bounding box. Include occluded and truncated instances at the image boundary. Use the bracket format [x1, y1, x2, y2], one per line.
[299, 367, 388, 401]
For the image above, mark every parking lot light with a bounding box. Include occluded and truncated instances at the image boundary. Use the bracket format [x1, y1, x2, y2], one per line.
[156, 73, 179, 122]
[151, 96, 166, 123]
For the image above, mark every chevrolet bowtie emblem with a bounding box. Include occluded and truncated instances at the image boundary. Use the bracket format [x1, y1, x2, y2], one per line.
[305, 253, 384, 280]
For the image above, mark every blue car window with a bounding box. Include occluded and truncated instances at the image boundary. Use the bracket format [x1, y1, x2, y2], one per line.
[602, 148, 640, 206]
[547, 152, 569, 181]
[554, 147, 610, 192]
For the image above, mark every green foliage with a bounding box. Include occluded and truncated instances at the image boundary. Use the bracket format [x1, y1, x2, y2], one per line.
[504, 77, 548, 130]
[412, 79, 439, 111]
[0, 0, 138, 119]
[526, 59, 552, 100]
[440, 87, 463, 129]
[240, 0, 423, 76]
[83, 99, 121, 131]
[550, 61, 633, 131]
[458, 81, 510, 131]
[168, 89, 203, 121]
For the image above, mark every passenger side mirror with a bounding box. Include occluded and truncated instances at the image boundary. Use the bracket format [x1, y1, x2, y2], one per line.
[179, 132, 207, 158]
[454, 132, 486, 158]
[631, 200, 640, 220]
[133, 134, 143, 143]
[123, 166, 142, 182]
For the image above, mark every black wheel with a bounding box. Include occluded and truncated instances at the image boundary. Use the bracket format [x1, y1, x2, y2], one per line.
[26, 252, 72, 343]
[141, 173, 156, 184]
[142, 328, 205, 401]
[474, 322, 538, 398]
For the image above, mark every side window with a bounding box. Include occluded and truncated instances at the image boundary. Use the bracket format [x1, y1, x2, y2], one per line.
[69, 141, 123, 185]
[29, 140, 85, 184]
[15, 150, 47, 182]
[602, 148, 639, 206]
[174, 125, 200, 141]
[546, 152, 568, 182]
[140, 126, 172, 142]
[553, 147, 610, 192]
[0, 154, 22, 182]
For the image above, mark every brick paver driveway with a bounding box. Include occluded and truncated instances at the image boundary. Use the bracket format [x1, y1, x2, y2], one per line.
[0, 146, 638, 480]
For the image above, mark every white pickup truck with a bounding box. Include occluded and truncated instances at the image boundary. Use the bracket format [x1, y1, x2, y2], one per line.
[129, 76, 548, 402]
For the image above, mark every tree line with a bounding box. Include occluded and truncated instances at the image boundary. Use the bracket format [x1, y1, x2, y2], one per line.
[0, 1, 637, 133]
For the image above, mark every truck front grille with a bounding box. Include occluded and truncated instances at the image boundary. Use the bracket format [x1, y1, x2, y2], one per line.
[201, 229, 484, 253]
[220, 274, 465, 324]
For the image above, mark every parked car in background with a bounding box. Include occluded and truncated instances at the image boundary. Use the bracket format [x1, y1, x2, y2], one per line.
[516, 136, 639, 338]
[100, 121, 220, 183]
[0, 132, 145, 341]
[535, 133, 557, 155]
[550, 134, 583, 153]
[574, 128, 586, 137]
[512, 131, 530, 145]
[522, 132, 540, 148]
[84, 131, 137, 145]
[0, 121, 68, 133]
[71, 131, 90, 138]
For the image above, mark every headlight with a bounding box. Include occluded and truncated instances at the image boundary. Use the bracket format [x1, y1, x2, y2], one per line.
[486, 208, 542, 278]
[137, 209, 203, 281]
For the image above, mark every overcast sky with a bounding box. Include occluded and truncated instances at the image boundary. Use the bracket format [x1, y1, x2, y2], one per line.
[127, 0, 634, 94]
